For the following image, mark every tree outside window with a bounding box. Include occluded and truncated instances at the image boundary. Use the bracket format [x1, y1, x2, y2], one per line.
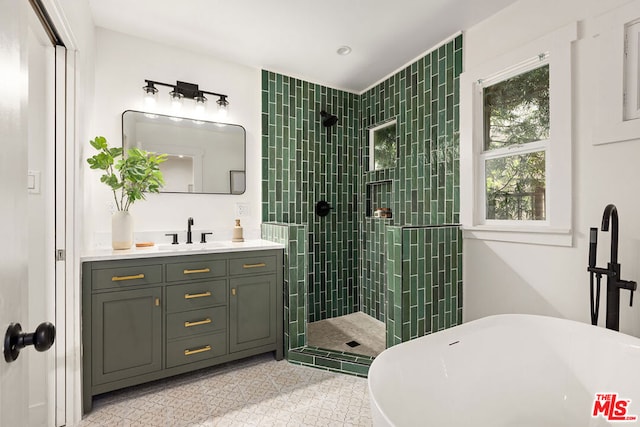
[370, 121, 397, 171]
[482, 64, 549, 221]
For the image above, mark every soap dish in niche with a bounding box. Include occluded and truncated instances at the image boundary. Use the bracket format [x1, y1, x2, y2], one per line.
[373, 208, 392, 219]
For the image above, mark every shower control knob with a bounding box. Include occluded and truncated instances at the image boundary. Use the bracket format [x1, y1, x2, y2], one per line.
[315, 200, 333, 217]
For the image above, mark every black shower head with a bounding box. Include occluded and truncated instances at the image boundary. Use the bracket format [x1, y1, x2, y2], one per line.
[320, 110, 338, 128]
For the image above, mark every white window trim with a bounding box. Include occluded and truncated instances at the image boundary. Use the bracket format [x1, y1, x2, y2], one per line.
[460, 22, 577, 246]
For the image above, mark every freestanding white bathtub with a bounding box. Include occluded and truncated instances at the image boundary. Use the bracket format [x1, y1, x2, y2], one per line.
[368, 314, 640, 426]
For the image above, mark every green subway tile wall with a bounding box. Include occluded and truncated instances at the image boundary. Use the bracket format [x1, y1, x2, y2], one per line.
[261, 71, 359, 323]
[359, 35, 463, 322]
[386, 225, 463, 347]
[261, 222, 308, 356]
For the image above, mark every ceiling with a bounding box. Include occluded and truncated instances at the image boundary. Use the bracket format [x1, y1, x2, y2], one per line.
[88, 0, 518, 93]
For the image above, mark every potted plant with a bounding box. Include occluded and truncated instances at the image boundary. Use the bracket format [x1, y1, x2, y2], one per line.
[87, 136, 167, 250]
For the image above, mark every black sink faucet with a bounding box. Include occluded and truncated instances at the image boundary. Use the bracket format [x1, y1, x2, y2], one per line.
[186, 217, 194, 244]
[588, 204, 637, 331]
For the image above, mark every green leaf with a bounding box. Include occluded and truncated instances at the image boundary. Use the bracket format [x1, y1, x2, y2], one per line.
[88, 136, 166, 210]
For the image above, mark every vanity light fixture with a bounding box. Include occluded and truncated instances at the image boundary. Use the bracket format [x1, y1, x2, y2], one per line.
[142, 79, 229, 117]
[169, 89, 184, 112]
[194, 93, 207, 116]
[142, 81, 158, 106]
[216, 95, 229, 119]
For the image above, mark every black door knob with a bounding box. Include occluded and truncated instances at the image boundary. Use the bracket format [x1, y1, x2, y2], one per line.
[4, 322, 55, 363]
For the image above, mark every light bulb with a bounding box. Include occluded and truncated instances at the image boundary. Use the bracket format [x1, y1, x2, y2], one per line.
[195, 94, 207, 116]
[216, 96, 229, 120]
[142, 82, 158, 107]
[169, 90, 183, 112]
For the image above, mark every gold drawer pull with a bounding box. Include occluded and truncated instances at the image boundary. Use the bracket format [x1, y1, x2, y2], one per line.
[184, 291, 212, 299]
[183, 268, 211, 275]
[184, 318, 212, 328]
[184, 345, 211, 356]
[243, 263, 266, 269]
[111, 273, 145, 282]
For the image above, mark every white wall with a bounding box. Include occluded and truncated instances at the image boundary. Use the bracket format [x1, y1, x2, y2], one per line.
[463, 0, 640, 336]
[87, 28, 261, 248]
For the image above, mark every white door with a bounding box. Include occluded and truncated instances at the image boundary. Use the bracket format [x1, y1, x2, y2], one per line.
[0, 1, 57, 425]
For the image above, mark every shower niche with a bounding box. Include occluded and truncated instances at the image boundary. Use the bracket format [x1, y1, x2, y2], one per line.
[365, 180, 393, 218]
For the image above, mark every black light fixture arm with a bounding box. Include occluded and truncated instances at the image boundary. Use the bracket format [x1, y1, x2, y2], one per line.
[144, 79, 228, 100]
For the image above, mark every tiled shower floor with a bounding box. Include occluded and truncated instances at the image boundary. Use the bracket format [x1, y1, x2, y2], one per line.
[307, 312, 386, 357]
[78, 353, 372, 427]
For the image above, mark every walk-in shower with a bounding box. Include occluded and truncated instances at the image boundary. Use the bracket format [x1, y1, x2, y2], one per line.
[305, 108, 387, 358]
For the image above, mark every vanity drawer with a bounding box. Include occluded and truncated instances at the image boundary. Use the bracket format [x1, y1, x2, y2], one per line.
[229, 255, 277, 276]
[166, 306, 227, 340]
[166, 280, 226, 313]
[166, 259, 226, 282]
[92, 264, 163, 291]
[166, 332, 227, 368]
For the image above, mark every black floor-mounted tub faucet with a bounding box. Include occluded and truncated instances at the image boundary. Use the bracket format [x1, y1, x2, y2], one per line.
[587, 204, 637, 331]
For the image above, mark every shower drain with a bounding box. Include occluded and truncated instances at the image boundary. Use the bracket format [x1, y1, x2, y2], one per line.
[346, 340, 360, 348]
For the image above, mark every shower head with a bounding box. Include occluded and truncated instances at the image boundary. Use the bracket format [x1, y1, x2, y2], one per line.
[320, 110, 338, 128]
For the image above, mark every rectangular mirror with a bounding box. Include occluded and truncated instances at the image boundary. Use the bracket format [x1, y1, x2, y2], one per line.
[122, 110, 246, 194]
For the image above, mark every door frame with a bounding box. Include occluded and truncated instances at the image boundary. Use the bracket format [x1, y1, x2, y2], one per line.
[37, 0, 80, 424]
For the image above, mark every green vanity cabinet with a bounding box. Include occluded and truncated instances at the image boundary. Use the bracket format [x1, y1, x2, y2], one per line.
[230, 274, 278, 353]
[81, 248, 283, 413]
[91, 287, 162, 386]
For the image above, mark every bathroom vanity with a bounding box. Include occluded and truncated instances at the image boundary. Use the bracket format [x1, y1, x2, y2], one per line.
[80, 241, 283, 413]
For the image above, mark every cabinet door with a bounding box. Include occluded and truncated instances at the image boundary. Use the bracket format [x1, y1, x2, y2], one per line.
[92, 288, 162, 385]
[229, 275, 277, 353]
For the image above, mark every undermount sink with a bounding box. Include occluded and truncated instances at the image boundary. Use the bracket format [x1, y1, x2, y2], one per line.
[156, 242, 230, 251]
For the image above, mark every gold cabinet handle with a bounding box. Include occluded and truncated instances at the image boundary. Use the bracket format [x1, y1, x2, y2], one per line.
[243, 263, 266, 269]
[231, 288, 236, 296]
[111, 273, 145, 282]
[155, 298, 160, 307]
[183, 268, 211, 275]
[184, 318, 212, 328]
[184, 291, 212, 299]
[184, 345, 211, 356]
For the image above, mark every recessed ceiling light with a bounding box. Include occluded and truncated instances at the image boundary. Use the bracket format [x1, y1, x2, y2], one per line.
[336, 46, 352, 56]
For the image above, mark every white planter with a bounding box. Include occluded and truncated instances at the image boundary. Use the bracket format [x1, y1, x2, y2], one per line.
[112, 211, 133, 250]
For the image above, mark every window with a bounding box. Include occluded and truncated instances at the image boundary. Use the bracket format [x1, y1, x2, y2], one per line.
[482, 64, 549, 221]
[594, 2, 640, 145]
[624, 19, 640, 121]
[369, 120, 397, 171]
[460, 23, 576, 246]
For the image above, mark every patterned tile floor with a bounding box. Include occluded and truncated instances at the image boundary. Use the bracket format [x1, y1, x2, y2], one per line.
[78, 353, 372, 427]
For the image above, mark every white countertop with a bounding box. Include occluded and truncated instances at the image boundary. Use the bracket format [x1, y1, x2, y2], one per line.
[81, 239, 285, 262]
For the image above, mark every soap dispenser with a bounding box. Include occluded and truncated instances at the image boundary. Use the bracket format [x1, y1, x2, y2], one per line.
[232, 219, 245, 242]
